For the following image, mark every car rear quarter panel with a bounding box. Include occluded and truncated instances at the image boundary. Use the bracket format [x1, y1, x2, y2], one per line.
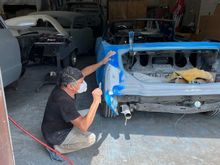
[96, 40, 220, 113]
[0, 18, 21, 87]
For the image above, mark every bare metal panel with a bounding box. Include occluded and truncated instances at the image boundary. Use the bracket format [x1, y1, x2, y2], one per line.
[0, 69, 15, 165]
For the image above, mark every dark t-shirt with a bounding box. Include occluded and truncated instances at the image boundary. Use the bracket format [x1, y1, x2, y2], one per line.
[41, 86, 80, 146]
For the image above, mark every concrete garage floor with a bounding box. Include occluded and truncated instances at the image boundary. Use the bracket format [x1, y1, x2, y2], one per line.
[5, 55, 220, 165]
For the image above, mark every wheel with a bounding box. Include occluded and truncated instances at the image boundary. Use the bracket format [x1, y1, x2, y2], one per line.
[100, 101, 117, 118]
[19, 66, 26, 78]
[203, 110, 220, 117]
[69, 51, 77, 66]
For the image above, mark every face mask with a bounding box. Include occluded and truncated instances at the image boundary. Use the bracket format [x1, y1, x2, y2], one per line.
[77, 81, 87, 93]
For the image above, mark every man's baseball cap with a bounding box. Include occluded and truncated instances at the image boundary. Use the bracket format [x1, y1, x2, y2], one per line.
[60, 66, 83, 86]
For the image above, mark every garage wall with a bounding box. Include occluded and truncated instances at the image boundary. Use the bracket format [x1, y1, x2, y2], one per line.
[182, 0, 201, 26]
[101, 0, 160, 7]
[0, 0, 41, 15]
[0, 0, 37, 4]
[0, 0, 41, 9]
[146, 0, 160, 7]
[108, 0, 148, 21]
[197, 3, 220, 41]
[200, 0, 220, 16]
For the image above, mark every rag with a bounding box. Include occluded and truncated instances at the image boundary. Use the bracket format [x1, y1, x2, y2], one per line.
[168, 68, 215, 83]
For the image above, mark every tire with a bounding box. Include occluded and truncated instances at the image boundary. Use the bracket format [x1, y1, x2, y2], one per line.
[204, 110, 220, 117]
[69, 51, 77, 67]
[100, 101, 116, 118]
[20, 66, 26, 78]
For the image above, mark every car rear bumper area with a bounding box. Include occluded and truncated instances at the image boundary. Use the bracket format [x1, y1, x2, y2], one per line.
[121, 82, 220, 97]
[133, 102, 220, 114]
[116, 95, 220, 114]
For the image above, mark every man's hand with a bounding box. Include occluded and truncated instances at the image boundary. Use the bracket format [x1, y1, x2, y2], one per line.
[101, 51, 116, 65]
[72, 88, 103, 132]
[92, 88, 102, 103]
[81, 51, 116, 78]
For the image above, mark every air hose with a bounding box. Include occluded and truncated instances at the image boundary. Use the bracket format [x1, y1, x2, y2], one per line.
[8, 115, 74, 165]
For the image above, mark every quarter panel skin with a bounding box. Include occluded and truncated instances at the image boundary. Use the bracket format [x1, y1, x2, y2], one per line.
[0, 17, 22, 87]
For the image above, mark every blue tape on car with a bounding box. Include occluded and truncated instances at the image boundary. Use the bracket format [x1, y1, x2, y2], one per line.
[132, 41, 220, 51]
[119, 71, 124, 83]
[109, 54, 119, 68]
[112, 85, 124, 95]
[104, 91, 119, 115]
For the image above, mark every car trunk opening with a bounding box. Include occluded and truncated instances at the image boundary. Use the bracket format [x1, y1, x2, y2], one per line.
[122, 49, 220, 83]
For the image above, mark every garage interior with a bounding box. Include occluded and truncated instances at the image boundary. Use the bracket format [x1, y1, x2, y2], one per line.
[1, 0, 220, 165]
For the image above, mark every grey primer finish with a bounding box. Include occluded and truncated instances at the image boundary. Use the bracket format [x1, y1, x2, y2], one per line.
[100, 19, 220, 116]
[29, 11, 94, 54]
[6, 12, 94, 66]
[120, 49, 220, 113]
[0, 17, 22, 87]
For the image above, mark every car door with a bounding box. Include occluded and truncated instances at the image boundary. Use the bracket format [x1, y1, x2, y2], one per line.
[0, 17, 22, 87]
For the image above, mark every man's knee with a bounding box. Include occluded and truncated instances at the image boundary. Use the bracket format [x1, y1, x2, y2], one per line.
[87, 133, 96, 146]
[53, 132, 96, 154]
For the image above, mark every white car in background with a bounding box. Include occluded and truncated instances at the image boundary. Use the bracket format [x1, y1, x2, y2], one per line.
[0, 17, 22, 87]
[5, 12, 94, 66]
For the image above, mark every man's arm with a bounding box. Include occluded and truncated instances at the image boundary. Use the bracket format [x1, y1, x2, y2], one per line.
[71, 88, 102, 132]
[81, 51, 116, 77]
[81, 61, 103, 77]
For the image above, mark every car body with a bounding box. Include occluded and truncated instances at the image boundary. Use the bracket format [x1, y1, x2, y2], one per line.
[6, 12, 94, 66]
[0, 17, 22, 87]
[29, 11, 94, 53]
[63, 1, 105, 36]
[96, 19, 220, 118]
